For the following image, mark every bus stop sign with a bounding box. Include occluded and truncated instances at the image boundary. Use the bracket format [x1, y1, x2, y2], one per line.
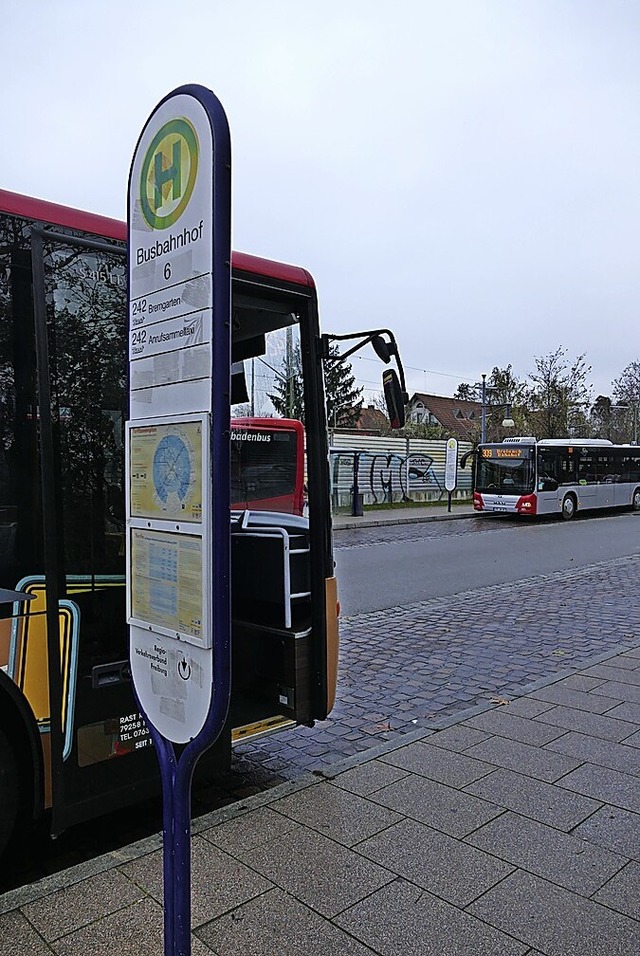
[126, 85, 231, 745]
[127, 84, 232, 956]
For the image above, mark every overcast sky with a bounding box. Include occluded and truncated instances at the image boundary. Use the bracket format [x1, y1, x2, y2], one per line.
[5, 1, 639, 401]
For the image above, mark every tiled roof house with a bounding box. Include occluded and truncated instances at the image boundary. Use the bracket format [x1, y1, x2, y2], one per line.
[354, 404, 389, 434]
[407, 392, 482, 441]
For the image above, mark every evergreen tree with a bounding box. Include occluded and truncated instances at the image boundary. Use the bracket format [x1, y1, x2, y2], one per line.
[269, 342, 363, 427]
[589, 395, 629, 443]
[324, 343, 363, 428]
[268, 343, 305, 421]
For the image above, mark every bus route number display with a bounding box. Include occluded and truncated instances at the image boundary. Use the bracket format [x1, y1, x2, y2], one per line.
[483, 447, 528, 459]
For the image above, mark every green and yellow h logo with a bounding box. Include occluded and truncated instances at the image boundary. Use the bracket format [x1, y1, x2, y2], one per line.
[140, 117, 199, 230]
[154, 139, 182, 210]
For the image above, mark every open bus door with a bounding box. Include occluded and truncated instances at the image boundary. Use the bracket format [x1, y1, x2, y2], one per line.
[225, 273, 336, 735]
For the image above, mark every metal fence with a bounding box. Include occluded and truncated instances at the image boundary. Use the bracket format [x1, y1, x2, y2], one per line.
[329, 434, 473, 510]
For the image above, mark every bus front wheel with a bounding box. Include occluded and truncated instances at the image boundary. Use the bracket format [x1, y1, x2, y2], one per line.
[561, 494, 576, 521]
[633, 488, 640, 512]
[0, 728, 19, 859]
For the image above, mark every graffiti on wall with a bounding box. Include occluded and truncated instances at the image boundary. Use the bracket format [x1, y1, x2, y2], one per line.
[331, 451, 444, 504]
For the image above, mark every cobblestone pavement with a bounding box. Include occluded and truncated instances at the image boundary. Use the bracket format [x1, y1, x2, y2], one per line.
[7, 547, 638, 891]
[225, 554, 639, 799]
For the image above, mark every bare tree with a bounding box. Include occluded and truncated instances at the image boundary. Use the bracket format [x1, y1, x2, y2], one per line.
[454, 382, 481, 402]
[613, 361, 640, 403]
[612, 361, 640, 443]
[526, 348, 592, 438]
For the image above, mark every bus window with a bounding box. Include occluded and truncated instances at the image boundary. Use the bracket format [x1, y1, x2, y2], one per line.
[0, 220, 40, 585]
[577, 451, 597, 485]
[621, 453, 640, 483]
[44, 240, 126, 578]
[0, 246, 19, 583]
[558, 453, 577, 485]
[597, 452, 618, 483]
[537, 451, 559, 491]
[229, 314, 307, 517]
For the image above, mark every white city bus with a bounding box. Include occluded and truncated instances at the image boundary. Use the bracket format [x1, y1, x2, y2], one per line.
[472, 437, 640, 520]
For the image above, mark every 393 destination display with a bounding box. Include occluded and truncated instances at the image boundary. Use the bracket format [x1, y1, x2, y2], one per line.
[482, 446, 532, 459]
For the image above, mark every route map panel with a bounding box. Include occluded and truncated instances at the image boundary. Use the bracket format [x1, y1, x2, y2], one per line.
[129, 420, 203, 522]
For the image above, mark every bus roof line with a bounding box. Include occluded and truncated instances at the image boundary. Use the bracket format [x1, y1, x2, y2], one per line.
[0, 188, 316, 290]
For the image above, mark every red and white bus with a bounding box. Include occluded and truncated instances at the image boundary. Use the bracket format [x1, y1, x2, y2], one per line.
[473, 437, 640, 519]
[0, 188, 340, 859]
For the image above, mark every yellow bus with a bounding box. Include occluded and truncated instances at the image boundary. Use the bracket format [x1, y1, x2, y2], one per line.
[0, 188, 353, 856]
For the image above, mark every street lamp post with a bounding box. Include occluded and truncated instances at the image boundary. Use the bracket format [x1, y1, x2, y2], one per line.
[480, 373, 515, 443]
[481, 374, 487, 446]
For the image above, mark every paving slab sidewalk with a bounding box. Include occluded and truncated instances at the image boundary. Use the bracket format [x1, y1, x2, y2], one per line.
[1, 642, 639, 955]
[332, 502, 475, 530]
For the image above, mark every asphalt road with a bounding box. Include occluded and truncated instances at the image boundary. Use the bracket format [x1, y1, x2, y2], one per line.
[334, 511, 640, 615]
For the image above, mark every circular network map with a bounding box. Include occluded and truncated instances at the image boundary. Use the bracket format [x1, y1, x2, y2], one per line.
[153, 434, 192, 506]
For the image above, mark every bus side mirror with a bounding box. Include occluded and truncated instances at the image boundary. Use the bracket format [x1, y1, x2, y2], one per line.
[371, 334, 391, 364]
[383, 368, 405, 429]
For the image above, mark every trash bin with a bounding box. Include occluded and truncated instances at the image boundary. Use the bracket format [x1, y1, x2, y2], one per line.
[352, 492, 364, 517]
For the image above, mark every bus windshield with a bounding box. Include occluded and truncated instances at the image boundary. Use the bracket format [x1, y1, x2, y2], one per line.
[476, 446, 535, 496]
[230, 418, 305, 515]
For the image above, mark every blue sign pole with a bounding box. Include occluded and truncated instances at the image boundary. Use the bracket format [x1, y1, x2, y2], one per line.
[127, 84, 232, 956]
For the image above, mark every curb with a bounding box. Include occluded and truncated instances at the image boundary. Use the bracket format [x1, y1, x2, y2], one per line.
[333, 509, 475, 531]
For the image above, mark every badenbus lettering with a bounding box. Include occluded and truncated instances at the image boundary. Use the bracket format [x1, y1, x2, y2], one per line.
[230, 431, 272, 442]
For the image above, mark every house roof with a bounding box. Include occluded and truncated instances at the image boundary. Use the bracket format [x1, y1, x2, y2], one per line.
[354, 404, 388, 433]
[408, 392, 482, 440]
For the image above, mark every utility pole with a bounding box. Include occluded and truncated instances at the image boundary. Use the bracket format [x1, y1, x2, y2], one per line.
[285, 325, 294, 417]
[480, 372, 514, 442]
[250, 357, 255, 416]
[481, 374, 487, 443]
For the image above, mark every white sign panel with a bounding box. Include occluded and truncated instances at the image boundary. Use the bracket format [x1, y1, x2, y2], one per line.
[129, 629, 213, 743]
[445, 438, 458, 492]
[127, 87, 230, 744]
[129, 97, 214, 419]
